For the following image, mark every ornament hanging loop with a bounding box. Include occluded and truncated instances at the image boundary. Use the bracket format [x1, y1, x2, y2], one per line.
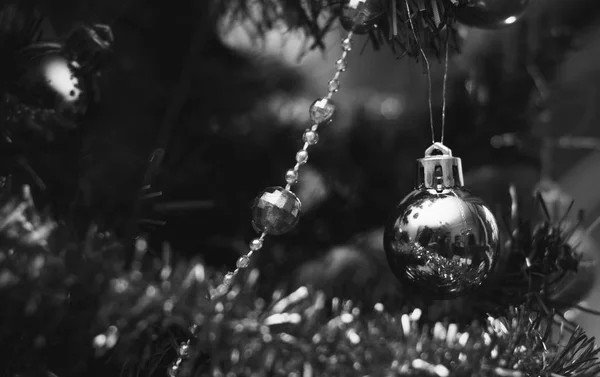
[424, 142, 452, 157]
[417, 143, 464, 192]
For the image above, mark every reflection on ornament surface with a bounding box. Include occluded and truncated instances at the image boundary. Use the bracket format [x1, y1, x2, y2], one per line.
[2, 25, 113, 141]
[384, 187, 499, 298]
[14, 44, 88, 115]
[252, 187, 302, 235]
[2, 43, 91, 139]
[456, 0, 533, 29]
[43, 55, 83, 107]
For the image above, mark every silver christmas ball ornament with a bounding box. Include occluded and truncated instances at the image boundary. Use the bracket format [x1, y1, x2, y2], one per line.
[12, 43, 89, 118]
[3, 24, 113, 138]
[383, 143, 500, 298]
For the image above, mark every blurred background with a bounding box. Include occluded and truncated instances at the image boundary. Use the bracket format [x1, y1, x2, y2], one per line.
[12, 0, 600, 340]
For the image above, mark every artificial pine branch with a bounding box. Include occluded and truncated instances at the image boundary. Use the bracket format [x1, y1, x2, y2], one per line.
[220, 0, 466, 58]
[0, 187, 598, 377]
[190, 274, 600, 377]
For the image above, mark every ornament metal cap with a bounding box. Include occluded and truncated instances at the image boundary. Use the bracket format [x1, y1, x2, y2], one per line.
[416, 143, 464, 191]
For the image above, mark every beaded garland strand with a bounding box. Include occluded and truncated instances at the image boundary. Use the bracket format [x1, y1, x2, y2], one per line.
[167, 1, 404, 374]
[166, 30, 356, 377]
[217, 31, 354, 296]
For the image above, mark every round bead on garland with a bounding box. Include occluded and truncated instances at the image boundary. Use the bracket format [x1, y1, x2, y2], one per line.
[166, 325, 196, 377]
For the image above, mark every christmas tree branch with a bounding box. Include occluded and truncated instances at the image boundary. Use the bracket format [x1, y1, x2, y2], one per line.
[220, 0, 464, 59]
[191, 273, 600, 377]
[0, 187, 598, 376]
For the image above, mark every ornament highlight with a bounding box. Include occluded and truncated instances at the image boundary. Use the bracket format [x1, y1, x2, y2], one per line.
[455, 0, 533, 29]
[3, 24, 113, 138]
[383, 143, 500, 298]
[11, 43, 89, 121]
[340, 0, 385, 34]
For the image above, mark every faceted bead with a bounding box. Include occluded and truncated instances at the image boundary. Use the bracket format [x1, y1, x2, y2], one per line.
[335, 58, 347, 71]
[285, 169, 299, 184]
[249, 238, 263, 251]
[340, 0, 385, 34]
[237, 255, 251, 268]
[328, 78, 340, 93]
[309, 98, 336, 125]
[296, 150, 309, 164]
[342, 38, 352, 51]
[303, 130, 319, 145]
[251, 187, 302, 235]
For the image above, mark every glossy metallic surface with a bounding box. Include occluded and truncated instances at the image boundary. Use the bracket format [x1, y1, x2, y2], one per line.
[309, 98, 336, 125]
[418, 143, 464, 190]
[383, 187, 500, 298]
[16, 44, 88, 115]
[456, 0, 533, 29]
[252, 187, 302, 235]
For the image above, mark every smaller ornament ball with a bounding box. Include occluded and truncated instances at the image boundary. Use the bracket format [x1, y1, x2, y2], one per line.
[383, 144, 500, 298]
[9, 44, 89, 125]
[2, 24, 113, 140]
[455, 0, 533, 29]
[252, 187, 302, 235]
[340, 0, 385, 34]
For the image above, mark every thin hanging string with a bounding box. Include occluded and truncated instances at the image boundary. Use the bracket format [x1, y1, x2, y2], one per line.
[441, 28, 450, 144]
[404, 0, 434, 144]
